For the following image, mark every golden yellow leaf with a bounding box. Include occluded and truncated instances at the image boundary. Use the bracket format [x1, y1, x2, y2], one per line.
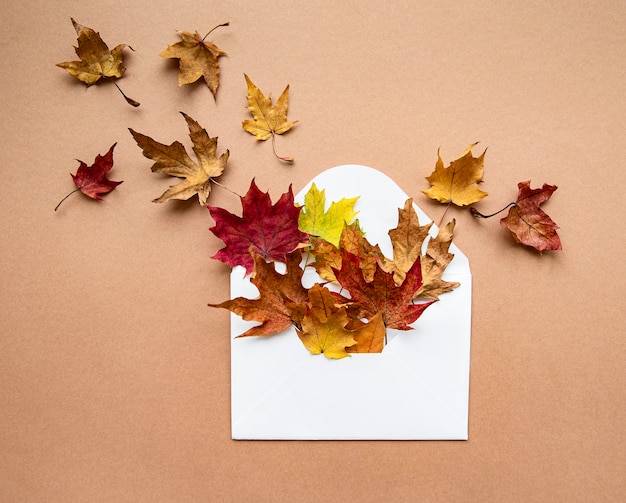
[129, 112, 229, 204]
[296, 307, 356, 360]
[423, 144, 487, 206]
[242, 74, 298, 162]
[160, 23, 229, 98]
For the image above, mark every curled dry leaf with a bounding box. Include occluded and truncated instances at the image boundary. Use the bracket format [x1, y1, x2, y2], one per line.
[423, 143, 487, 206]
[55, 143, 122, 211]
[242, 74, 298, 162]
[160, 22, 229, 98]
[129, 112, 229, 205]
[56, 18, 139, 106]
[500, 181, 562, 252]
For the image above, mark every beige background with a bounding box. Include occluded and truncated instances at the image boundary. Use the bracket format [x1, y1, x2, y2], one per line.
[1, 0, 625, 501]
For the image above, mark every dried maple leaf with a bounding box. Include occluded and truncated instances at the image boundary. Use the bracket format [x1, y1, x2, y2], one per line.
[414, 219, 460, 300]
[209, 251, 308, 337]
[56, 18, 139, 106]
[208, 180, 309, 274]
[500, 181, 562, 252]
[129, 112, 229, 205]
[385, 199, 459, 300]
[296, 307, 356, 360]
[388, 198, 433, 284]
[298, 183, 359, 247]
[423, 143, 487, 206]
[160, 22, 229, 98]
[242, 74, 298, 162]
[332, 250, 433, 330]
[309, 221, 384, 283]
[55, 143, 122, 211]
[345, 312, 386, 354]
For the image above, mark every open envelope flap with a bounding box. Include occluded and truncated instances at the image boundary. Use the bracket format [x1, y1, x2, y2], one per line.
[230, 165, 472, 440]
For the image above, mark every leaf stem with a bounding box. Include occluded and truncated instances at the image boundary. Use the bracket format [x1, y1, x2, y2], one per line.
[202, 21, 230, 41]
[111, 80, 140, 107]
[271, 132, 294, 163]
[211, 179, 242, 198]
[437, 202, 451, 228]
[470, 202, 516, 219]
[55, 187, 81, 211]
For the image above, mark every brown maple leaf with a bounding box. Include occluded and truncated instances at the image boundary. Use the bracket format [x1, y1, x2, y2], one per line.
[55, 143, 122, 211]
[129, 112, 229, 205]
[414, 219, 460, 300]
[160, 22, 229, 98]
[332, 250, 434, 330]
[242, 74, 298, 162]
[309, 221, 384, 284]
[208, 179, 309, 274]
[388, 198, 433, 284]
[423, 143, 487, 206]
[56, 18, 139, 106]
[500, 181, 562, 252]
[385, 199, 460, 300]
[209, 250, 308, 337]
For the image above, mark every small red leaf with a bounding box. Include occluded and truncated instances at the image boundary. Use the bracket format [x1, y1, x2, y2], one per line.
[55, 143, 122, 211]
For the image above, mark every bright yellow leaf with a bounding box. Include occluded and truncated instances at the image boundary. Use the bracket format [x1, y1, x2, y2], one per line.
[242, 74, 298, 162]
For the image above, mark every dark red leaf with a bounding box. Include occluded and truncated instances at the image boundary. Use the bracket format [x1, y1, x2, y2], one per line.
[207, 179, 309, 273]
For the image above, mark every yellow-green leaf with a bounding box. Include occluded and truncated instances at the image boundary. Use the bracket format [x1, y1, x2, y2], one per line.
[298, 183, 358, 247]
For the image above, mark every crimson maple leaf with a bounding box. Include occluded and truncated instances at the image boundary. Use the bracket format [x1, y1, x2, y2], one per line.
[55, 143, 122, 211]
[207, 179, 309, 273]
[500, 181, 562, 252]
[332, 250, 434, 330]
[209, 250, 308, 337]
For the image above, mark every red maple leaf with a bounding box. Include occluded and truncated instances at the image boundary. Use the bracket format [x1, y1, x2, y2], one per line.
[207, 179, 309, 273]
[209, 250, 308, 337]
[55, 143, 123, 211]
[332, 250, 434, 330]
[500, 181, 562, 252]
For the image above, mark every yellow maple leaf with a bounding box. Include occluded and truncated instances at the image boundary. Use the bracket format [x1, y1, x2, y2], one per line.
[160, 23, 229, 98]
[129, 112, 229, 204]
[296, 307, 356, 360]
[423, 143, 487, 206]
[242, 74, 298, 162]
[298, 183, 359, 247]
[56, 18, 139, 106]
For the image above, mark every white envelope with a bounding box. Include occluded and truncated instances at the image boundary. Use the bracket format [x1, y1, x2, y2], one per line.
[229, 165, 472, 440]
